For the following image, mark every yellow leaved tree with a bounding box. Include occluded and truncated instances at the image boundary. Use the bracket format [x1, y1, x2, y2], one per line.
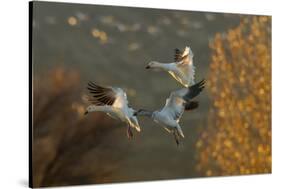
[196, 16, 271, 176]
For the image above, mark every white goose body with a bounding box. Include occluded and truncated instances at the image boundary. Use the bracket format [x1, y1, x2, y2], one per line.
[146, 46, 195, 87]
[135, 79, 205, 145]
[85, 82, 140, 138]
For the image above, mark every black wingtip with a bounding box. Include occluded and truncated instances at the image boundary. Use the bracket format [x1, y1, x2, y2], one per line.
[198, 79, 205, 86]
[199, 79, 205, 89]
[184, 79, 206, 100]
[194, 79, 206, 90]
[87, 81, 98, 89]
[185, 101, 199, 111]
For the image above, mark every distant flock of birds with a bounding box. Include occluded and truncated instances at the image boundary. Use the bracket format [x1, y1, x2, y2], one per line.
[84, 46, 205, 146]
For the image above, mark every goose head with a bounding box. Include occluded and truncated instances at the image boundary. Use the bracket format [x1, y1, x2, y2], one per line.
[146, 61, 159, 69]
[133, 109, 142, 116]
[133, 109, 153, 117]
[84, 105, 96, 115]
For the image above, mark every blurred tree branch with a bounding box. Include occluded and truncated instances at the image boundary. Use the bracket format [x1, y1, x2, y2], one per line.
[32, 67, 128, 187]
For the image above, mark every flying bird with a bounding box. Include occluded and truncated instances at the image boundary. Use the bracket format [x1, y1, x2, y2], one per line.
[84, 82, 141, 139]
[146, 46, 195, 87]
[134, 79, 205, 146]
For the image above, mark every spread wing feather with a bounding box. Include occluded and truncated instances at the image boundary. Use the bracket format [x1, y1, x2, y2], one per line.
[87, 82, 129, 109]
[182, 79, 205, 101]
[87, 82, 117, 106]
[174, 47, 192, 63]
[174, 48, 183, 62]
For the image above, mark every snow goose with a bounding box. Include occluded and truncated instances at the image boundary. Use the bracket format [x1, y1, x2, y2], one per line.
[134, 79, 205, 145]
[146, 46, 195, 87]
[84, 82, 141, 139]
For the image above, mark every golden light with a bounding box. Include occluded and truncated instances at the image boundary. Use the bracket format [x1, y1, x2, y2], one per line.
[91, 28, 108, 44]
[128, 42, 140, 51]
[68, 16, 78, 26]
[91, 29, 100, 37]
[147, 26, 158, 35]
[196, 16, 271, 176]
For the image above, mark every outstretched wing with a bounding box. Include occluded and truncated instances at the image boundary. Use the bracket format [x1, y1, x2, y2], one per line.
[181, 79, 205, 101]
[174, 48, 184, 62]
[87, 82, 128, 108]
[174, 47, 195, 86]
[174, 46, 193, 63]
[160, 79, 205, 121]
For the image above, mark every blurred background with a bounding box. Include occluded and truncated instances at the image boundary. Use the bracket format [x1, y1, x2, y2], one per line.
[32, 1, 271, 187]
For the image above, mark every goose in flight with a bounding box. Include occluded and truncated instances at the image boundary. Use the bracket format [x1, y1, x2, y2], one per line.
[84, 82, 141, 139]
[146, 46, 195, 87]
[134, 79, 205, 146]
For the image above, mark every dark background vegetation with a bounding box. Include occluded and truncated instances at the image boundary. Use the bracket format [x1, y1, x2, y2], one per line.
[32, 1, 271, 187]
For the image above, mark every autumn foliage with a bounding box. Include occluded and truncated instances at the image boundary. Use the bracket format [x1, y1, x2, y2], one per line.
[196, 16, 271, 176]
